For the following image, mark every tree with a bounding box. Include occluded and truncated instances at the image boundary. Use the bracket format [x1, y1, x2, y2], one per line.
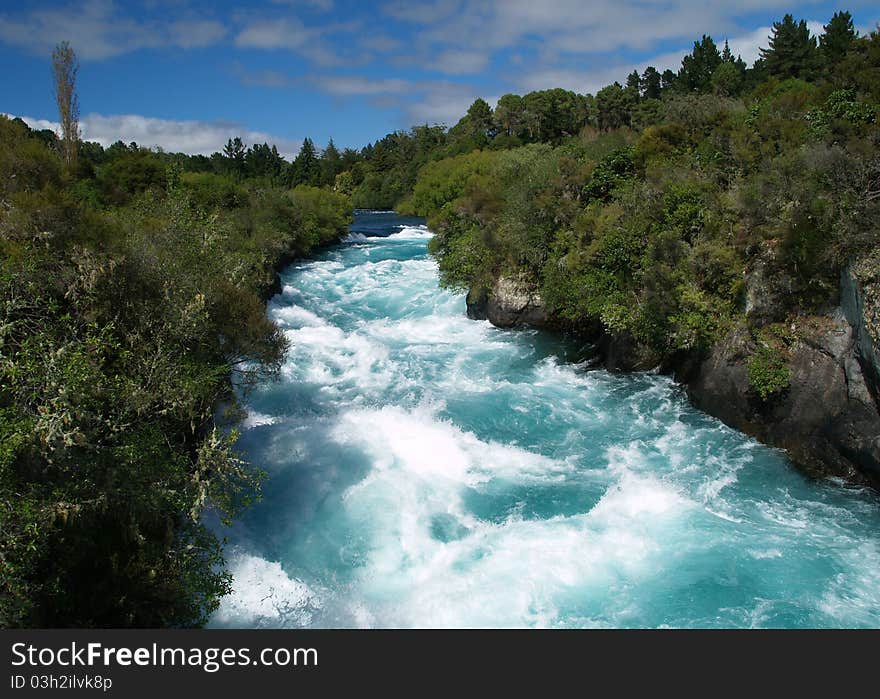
[494, 93, 525, 138]
[52, 41, 79, 170]
[626, 70, 642, 100]
[820, 11, 858, 67]
[519, 89, 590, 142]
[661, 69, 678, 92]
[596, 82, 635, 130]
[289, 137, 319, 186]
[467, 98, 494, 134]
[679, 35, 722, 92]
[641, 67, 662, 99]
[712, 40, 747, 96]
[721, 39, 734, 64]
[760, 14, 820, 80]
[223, 137, 246, 177]
[244, 142, 284, 181]
[711, 61, 744, 96]
[451, 98, 494, 145]
[319, 138, 341, 187]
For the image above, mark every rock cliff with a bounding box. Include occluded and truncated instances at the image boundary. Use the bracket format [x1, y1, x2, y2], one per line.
[467, 255, 880, 487]
[686, 312, 880, 486]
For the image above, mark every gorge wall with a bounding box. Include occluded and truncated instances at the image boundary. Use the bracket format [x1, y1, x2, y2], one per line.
[467, 261, 880, 488]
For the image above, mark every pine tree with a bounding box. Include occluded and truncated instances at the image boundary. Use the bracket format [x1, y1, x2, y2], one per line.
[820, 11, 858, 66]
[223, 137, 246, 177]
[462, 98, 494, 141]
[290, 137, 319, 186]
[661, 69, 677, 92]
[713, 40, 747, 96]
[711, 62, 743, 96]
[320, 138, 341, 187]
[626, 70, 642, 100]
[244, 142, 284, 180]
[721, 40, 734, 63]
[641, 66, 662, 99]
[596, 82, 635, 130]
[679, 35, 722, 92]
[759, 14, 820, 80]
[494, 94, 525, 138]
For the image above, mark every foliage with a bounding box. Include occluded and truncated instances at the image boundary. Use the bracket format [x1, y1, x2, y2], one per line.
[51, 41, 79, 170]
[747, 327, 793, 400]
[679, 35, 722, 92]
[4, 8, 880, 626]
[0, 113, 351, 627]
[410, 10, 879, 371]
[820, 11, 858, 66]
[596, 83, 635, 130]
[402, 150, 500, 219]
[759, 14, 821, 80]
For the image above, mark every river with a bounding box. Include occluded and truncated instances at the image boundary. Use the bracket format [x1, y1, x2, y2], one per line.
[210, 210, 880, 628]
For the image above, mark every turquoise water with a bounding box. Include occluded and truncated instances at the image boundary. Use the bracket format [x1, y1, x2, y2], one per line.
[211, 211, 880, 629]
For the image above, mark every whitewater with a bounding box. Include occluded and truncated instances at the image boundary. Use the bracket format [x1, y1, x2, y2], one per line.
[210, 211, 880, 629]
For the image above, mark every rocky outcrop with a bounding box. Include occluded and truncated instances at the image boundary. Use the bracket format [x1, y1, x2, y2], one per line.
[469, 257, 880, 487]
[686, 313, 880, 486]
[465, 287, 490, 320]
[841, 259, 880, 406]
[743, 252, 793, 324]
[667, 254, 880, 487]
[467, 276, 550, 328]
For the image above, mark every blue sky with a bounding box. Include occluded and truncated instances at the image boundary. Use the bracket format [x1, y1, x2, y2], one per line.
[1, 0, 877, 157]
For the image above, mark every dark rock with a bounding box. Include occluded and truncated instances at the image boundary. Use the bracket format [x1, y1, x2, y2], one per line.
[594, 330, 653, 372]
[744, 250, 793, 324]
[466, 287, 489, 320]
[479, 276, 550, 328]
[841, 260, 880, 405]
[465, 260, 880, 487]
[687, 314, 880, 486]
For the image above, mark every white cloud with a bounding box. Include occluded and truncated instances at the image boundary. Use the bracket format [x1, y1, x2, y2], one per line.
[236, 67, 295, 89]
[271, 0, 335, 10]
[240, 69, 478, 127]
[234, 15, 364, 66]
[405, 89, 476, 125]
[359, 35, 403, 53]
[299, 74, 479, 125]
[433, 50, 489, 75]
[8, 115, 59, 133]
[9, 113, 302, 160]
[0, 0, 226, 60]
[513, 17, 833, 98]
[379, 0, 838, 58]
[515, 67, 616, 96]
[382, 0, 463, 24]
[235, 18, 312, 50]
[311, 76, 414, 96]
[168, 19, 227, 50]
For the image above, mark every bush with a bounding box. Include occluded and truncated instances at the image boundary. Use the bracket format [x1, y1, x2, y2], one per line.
[747, 327, 792, 400]
[0, 116, 61, 198]
[405, 150, 499, 218]
[0, 119, 353, 627]
[97, 151, 166, 205]
[180, 172, 247, 210]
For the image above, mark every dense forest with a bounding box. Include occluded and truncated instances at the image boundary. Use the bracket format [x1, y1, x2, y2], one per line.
[2, 10, 879, 627]
[403, 12, 879, 398]
[0, 88, 351, 625]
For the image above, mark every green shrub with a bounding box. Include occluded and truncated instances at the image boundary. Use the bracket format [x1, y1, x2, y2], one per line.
[747, 328, 792, 400]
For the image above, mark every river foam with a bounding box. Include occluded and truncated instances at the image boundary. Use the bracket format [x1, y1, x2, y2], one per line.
[212, 211, 880, 629]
